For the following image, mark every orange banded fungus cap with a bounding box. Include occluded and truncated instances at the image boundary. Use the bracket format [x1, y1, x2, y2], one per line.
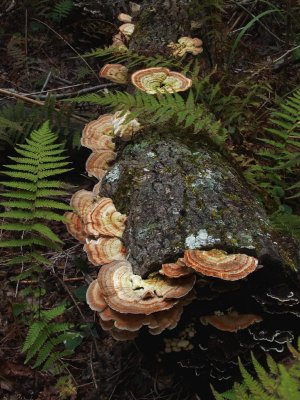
[97, 260, 195, 314]
[99, 63, 128, 84]
[84, 197, 127, 238]
[200, 311, 262, 332]
[131, 67, 192, 94]
[184, 249, 258, 281]
[84, 237, 126, 266]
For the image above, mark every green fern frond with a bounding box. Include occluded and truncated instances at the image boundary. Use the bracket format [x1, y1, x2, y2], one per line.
[24, 328, 49, 363]
[31, 223, 63, 243]
[0, 181, 37, 191]
[246, 88, 300, 220]
[22, 321, 47, 352]
[51, 0, 73, 22]
[214, 341, 300, 400]
[250, 352, 277, 394]
[83, 46, 180, 69]
[238, 358, 274, 400]
[33, 341, 55, 368]
[69, 90, 227, 145]
[22, 303, 72, 371]
[40, 305, 66, 322]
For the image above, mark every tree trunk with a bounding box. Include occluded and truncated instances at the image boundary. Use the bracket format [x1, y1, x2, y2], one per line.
[97, 0, 299, 278]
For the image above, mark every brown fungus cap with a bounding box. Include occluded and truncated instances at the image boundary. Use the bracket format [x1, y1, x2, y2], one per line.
[200, 311, 262, 332]
[111, 33, 128, 52]
[84, 237, 126, 266]
[97, 260, 196, 314]
[64, 212, 86, 243]
[168, 36, 203, 57]
[160, 258, 194, 278]
[86, 280, 107, 312]
[119, 23, 135, 38]
[118, 13, 132, 23]
[99, 292, 194, 335]
[84, 197, 127, 238]
[99, 63, 128, 84]
[112, 111, 142, 141]
[110, 328, 139, 341]
[184, 249, 258, 281]
[131, 67, 192, 94]
[70, 189, 95, 216]
[81, 114, 115, 151]
[85, 150, 117, 180]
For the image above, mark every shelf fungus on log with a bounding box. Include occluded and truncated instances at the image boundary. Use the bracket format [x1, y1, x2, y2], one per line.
[99, 63, 129, 84]
[111, 33, 128, 52]
[81, 114, 115, 151]
[119, 23, 135, 39]
[86, 279, 107, 311]
[112, 111, 142, 141]
[85, 150, 117, 180]
[97, 260, 195, 314]
[86, 262, 195, 340]
[168, 37, 203, 57]
[200, 311, 262, 332]
[160, 258, 193, 278]
[64, 212, 86, 243]
[70, 189, 95, 216]
[183, 249, 258, 281]
[118, 13, 132, 23]
[84, 237, 126, 265]
[131, 67, 192, 94]
[84, 197, 127, 238]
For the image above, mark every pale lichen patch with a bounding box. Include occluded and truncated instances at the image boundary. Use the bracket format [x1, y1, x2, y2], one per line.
[105, 165, 120, 183]
[185, 229, 221, 249]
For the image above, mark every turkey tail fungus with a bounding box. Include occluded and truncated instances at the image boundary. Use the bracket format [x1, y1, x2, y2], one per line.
[62, 2, 300, 399]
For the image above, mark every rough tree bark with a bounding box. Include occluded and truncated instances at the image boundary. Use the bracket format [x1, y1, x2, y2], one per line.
[98, 0, 300, 278]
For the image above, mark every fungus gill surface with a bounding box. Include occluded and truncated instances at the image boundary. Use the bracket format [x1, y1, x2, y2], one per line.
[99, 63, 128, 84]
[131, 67, 192, 94]
[168, 36, 203, 57]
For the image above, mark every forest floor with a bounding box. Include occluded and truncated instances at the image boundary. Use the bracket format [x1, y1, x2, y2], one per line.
[0, 1, 300, 400]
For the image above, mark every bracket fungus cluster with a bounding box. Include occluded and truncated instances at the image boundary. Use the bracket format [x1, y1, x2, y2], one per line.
[184, 249, 258, 281]
[168, 36, 203, 57]
[65, 113, 263, 341]
[99, 63, 193, 95]
[110, 13, 135, 52]
[99, 63, 129, 84]
[86, 261, 195, 340]
[131, 67, 192, 94]
[80, 112, 141, 180]
[200, 311, 262, 332]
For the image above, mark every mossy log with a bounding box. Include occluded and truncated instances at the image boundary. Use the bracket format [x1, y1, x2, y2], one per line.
[100, 133, 299, 277]
[93, 0, 300, 278]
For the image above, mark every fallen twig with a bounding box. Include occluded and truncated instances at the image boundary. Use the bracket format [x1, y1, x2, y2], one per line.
[0, 88, 88, 123]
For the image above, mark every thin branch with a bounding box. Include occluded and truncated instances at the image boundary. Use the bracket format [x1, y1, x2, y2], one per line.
[31, 18, 100, 82]
[0, 88, 88, 123]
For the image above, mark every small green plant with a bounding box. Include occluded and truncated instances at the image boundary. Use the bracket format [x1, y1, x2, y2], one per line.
[213, 338, 300, 400]
[0, 122, 75, 371]
[245, 88, 300, 236]
[22, 304, 73, 371]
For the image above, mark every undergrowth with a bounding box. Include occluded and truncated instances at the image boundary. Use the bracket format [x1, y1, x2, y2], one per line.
[0, 121, 76, 372]
[0, 98, 82, 150]
[213, 339, 300, 400]
[245, 89, 300, 238]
